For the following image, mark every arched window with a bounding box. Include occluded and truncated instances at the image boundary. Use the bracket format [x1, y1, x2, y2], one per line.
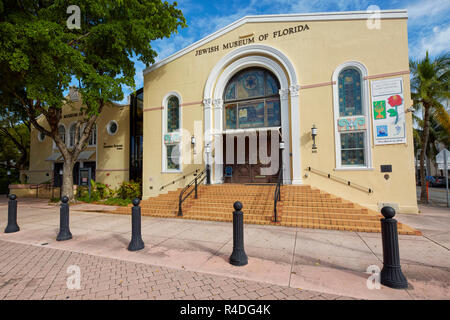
[162, 93, 182, 172]
[69, 123, 80, 147]
[333, 62, 372, 169]
[88, 124, 97, 146]
[223, 68, 280, 129]
[167, 96, 180, 132]
[339, 68, 363, 116]
[58, 125, 66, 144]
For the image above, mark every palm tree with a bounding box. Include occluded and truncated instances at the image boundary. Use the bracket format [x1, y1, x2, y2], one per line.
[410, 52, 450, 203]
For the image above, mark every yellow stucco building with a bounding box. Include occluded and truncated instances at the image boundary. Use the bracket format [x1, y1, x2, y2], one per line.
[142, 9, 418, 214]
[21, 87, 143, 196]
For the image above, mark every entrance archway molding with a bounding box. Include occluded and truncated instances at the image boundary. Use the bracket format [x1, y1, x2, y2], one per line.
[203, 44, 302, 185]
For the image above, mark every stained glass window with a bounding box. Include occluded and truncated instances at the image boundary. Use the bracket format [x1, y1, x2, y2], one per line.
[223, 68, 281, 130]
[267, 99, 281, 127]
[238, 101, 265, 128]
[166, 145, 180, 170]
[225, 104, 237, 129]
[167, 96, 180, 132]
[338, 68, 362, 117]
[340, 132, 365, 166]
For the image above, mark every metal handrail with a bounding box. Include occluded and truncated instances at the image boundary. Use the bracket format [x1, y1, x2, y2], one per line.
[159, 169, 200, 191]
[30, 178, 55, 198]
[178, 169, 206, 216]
[307, 167, 373, 193]
[273, 165, 283, 222]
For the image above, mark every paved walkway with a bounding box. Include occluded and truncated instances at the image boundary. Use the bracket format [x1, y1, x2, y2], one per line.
[0, 240, 349, 300]
[0, 198, 449, 300]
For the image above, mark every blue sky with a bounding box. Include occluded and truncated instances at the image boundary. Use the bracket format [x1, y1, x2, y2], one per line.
[121, 0, 450, 103]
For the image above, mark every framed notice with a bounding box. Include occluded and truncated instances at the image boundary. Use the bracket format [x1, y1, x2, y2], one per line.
[370, 77, 406, 145]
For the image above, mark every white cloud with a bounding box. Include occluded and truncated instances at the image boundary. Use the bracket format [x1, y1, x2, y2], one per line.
[410, 24, 450, 58]
[406, 0, 450, 22]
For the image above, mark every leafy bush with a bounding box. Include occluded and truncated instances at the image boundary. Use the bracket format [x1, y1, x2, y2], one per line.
[117, 181, 141, 200]
[75, 180, 141, 205]
[76, 180, 113, 203]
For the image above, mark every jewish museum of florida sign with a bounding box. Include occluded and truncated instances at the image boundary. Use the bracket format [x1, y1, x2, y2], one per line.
[371, 77, 406, 145]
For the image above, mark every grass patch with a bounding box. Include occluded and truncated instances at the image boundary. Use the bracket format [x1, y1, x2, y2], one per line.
[103, 198, 132, 206]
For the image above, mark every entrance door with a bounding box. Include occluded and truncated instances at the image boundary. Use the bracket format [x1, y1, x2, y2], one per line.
[53, 162, 81, 186]
[83, 162, 96, 181]
[223, 131, 280, 183]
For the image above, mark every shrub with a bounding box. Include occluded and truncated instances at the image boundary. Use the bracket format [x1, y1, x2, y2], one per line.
[117, 181, 141, 200]
[76, 180, 113, 203]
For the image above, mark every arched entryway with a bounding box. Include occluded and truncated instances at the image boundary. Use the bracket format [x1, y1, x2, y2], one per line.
[203, 44, 301, 185]
[221, 67, 282, 183]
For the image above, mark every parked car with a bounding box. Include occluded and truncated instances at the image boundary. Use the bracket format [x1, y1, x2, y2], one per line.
[416, 176, 438, 186]
[430, 176, 449, 188]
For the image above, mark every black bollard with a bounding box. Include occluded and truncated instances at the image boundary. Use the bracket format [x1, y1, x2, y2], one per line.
[128, 198, 145, 251]
[5, 194, 20, 233]
[57, 196, 72, 241]
[380, 206, 408, 289]
[229, 201, 248, 266]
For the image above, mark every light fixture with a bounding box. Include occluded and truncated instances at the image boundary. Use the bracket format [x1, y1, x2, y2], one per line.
[311, 125, 318, 150]
[59, 169, 63, 175]
[7, 170, 11, 176]
[191, 136, 196, 145]
[279, 140, 285, 150]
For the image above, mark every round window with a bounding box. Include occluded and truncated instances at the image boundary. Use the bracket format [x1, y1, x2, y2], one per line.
[107, 120, 118, 135]
[38, 131, 45, 142]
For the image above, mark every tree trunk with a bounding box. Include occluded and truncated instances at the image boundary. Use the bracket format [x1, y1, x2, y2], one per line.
[62, 159, 75, 200]
[420, 105, 431, 203]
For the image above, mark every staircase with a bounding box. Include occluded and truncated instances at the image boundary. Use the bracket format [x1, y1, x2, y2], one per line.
[112, 184, 421, 235]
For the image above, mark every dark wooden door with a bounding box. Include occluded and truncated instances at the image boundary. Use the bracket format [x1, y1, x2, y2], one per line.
[223, 132, 279, 183]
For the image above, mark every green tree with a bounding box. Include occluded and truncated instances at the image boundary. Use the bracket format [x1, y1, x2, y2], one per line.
[410, 52, 450, 203]
[0, 0, 185, 200]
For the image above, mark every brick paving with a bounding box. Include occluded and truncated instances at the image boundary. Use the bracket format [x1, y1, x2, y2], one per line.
[0, 240, 354, 300]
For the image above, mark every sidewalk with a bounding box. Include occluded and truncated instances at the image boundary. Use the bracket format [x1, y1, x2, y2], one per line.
[0, 198, 448, 300]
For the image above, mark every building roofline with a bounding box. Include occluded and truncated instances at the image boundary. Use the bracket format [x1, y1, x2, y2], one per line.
[143, 9, 408, 75]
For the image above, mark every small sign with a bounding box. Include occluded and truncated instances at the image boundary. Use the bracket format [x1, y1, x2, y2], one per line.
[380, 165, 392, 173]
[79, 168, 91, 187]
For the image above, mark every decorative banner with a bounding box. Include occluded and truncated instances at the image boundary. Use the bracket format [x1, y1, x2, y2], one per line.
[164, 132, 181, 145]
[370, 77, 406, 145]
[337, 117, 366, 132]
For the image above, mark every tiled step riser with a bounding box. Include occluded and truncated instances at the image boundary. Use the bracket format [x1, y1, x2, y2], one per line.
[111, 184, 419, 235]
[283, 208, 367, 214]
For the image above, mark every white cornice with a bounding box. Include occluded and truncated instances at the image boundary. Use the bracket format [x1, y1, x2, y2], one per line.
[143, 9, 407, 75]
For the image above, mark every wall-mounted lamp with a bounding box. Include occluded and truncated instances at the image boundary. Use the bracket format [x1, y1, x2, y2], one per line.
[279, 140, 285, 150]
[311, 125, 318, 150]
